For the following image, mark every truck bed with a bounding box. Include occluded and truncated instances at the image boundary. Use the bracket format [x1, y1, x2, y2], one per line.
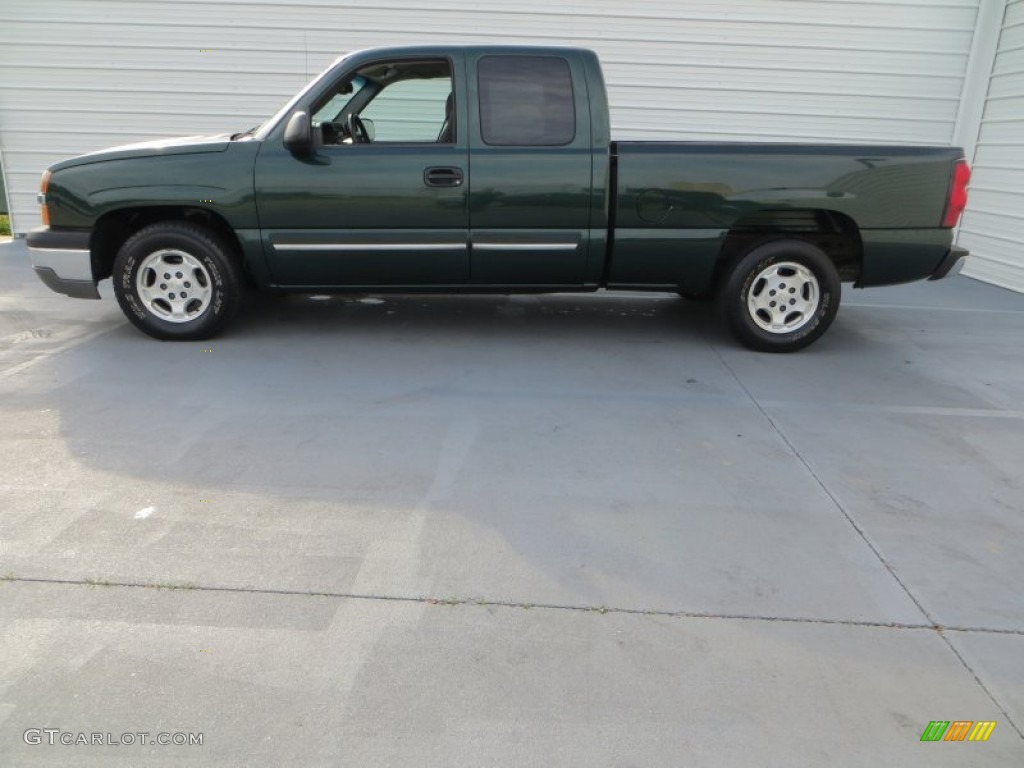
[607, 142, 962, 292]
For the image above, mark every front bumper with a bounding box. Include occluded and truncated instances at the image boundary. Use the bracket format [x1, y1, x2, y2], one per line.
[26, 227, 100, 299]
[929, 245, 969, 281]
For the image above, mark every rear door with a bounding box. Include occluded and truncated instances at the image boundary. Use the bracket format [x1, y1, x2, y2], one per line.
[466, 52, 593, 286]
[255, 55, 469, 287]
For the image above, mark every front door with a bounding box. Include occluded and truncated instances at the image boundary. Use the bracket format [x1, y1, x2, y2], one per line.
[255, 56, 469, 287]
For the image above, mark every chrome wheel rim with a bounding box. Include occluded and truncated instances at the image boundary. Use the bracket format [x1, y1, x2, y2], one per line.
[746, 261, 820, 334]
[136, 249, 213, 323]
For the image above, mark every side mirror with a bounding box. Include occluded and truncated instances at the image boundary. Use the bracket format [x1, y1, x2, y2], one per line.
[283, 111, 312, 155]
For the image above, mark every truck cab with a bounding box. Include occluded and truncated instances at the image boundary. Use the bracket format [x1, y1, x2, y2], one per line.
[255, 46, 608, 289]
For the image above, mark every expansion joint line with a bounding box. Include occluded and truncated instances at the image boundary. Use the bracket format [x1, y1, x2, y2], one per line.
[712, 346, 1024, 742]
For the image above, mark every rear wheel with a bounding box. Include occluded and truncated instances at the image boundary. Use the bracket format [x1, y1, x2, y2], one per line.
[113, 222, 243, 340]
[718, 239, 840, 352]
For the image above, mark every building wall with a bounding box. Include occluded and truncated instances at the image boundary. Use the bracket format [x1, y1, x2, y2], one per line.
[960, 0, 1024, 292]
[2, 0, 1016, 291]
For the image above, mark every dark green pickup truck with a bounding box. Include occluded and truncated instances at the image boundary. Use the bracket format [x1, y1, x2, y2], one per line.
[28, 44, 971, 351]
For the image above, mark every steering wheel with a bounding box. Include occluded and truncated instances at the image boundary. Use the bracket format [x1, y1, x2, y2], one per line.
[347, 114, 370, 144]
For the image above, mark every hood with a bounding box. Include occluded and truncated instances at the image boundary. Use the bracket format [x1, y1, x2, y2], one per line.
[50, 134, 234, 171]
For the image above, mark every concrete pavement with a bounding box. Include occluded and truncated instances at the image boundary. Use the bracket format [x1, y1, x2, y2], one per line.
[1, 239, 1022, 765]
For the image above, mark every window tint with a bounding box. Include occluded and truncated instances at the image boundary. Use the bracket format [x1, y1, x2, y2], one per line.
[478, 56, 575, 146]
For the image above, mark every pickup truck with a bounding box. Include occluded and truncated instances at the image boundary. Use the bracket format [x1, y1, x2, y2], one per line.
[27, 44, 971, 352]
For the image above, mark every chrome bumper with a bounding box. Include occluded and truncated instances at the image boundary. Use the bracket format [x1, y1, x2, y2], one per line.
[26, 227, 100, 299]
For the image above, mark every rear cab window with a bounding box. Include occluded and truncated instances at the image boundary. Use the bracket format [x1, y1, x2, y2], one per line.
[477, 55, 575, 146]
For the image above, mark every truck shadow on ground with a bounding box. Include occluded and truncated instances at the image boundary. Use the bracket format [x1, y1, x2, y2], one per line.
[23, 289, 883, 615]
[234, 291, 725, 344]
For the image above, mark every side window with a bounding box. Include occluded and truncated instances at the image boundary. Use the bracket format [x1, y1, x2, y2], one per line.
[478, 56, 575, 147]
[310, 60, 454, 145]
[361, 76, 453, 143]
[312, 76, 365, 127]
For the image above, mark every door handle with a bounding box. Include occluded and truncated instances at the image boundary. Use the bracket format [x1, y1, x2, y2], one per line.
[424, 166, 464, 188]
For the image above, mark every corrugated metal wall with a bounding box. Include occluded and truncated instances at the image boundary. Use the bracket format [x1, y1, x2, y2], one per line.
[960, 0, 1024, 292]
[0, 0, 985, 234]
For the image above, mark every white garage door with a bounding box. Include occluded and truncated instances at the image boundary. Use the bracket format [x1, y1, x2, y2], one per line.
[960, 0, 1024, 292]
[0, 0, 981, 234]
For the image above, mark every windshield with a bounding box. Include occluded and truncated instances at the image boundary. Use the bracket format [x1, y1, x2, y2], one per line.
[252, 55, 348, 141]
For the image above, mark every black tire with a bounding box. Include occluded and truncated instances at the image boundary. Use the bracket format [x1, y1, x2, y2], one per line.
[112, 222, 243, 341]
[718, 239, 841, 353]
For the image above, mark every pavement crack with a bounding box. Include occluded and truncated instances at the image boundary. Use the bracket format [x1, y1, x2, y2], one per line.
[6, 575, 1024, 637]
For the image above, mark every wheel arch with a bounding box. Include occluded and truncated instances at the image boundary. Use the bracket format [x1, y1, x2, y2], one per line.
[91, 206, 247, 284]
[709, 208, 863, 296]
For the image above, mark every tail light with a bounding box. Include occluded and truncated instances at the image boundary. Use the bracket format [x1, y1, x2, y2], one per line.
[942, 159, 970, 228]
[39, 170, 52, 227]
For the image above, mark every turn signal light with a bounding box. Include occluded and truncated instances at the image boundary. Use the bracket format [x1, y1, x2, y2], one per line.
[942, 159, 970, 228]
[40, 170, 51, 226]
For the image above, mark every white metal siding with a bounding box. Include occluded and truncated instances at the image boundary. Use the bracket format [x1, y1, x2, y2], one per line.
[0, 0, 981, 235]
[960, 0, 1024, 292]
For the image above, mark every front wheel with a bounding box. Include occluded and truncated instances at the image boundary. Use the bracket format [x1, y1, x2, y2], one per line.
[113, 222, 243, 341]
[718, 239, 841, 352]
